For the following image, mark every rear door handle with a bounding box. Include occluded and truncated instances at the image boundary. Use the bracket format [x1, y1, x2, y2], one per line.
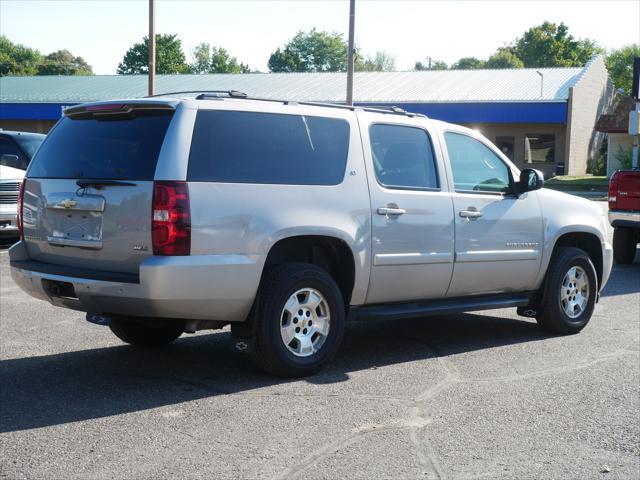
[377, 206, 406, 216]
[459, 209, 483, 219]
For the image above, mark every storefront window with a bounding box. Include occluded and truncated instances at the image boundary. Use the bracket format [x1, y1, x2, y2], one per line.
[524, 134, 555, 163]
[495, 136, 515, 161]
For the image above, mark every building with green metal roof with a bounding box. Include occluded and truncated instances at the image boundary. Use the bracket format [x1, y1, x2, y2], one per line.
[0, 56, 612, 175]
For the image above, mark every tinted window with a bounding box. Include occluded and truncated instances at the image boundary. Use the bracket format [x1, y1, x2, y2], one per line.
[188, 110, 350, 185]
[0, 137, 27, 170]
[445, 132, 511, 193]
[0, 137, 21, 157]
[525, 133, 555, 163]
[14, 134, 44, 160]
[369, 124, 438, 189]
[28, 112, 173, 180]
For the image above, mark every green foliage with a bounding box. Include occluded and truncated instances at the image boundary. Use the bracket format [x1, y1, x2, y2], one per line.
[0, 36, 92, 76]
[451, 57, 485, 70]
[589, 136, 608, 176]
[514, 21, 602, 67]
[605, 44, 640, 95]
[485, 48, 524, 69]
[38, 50, 92, 75]
[426, 21, 601, 73]
[117, 34, 190, 74]
[356, 50, 395, 72]
[0, 36, 41, 75]
[414, 59, 448, 71]
[268, 29, 349, 72]
[614, 145, 633, 170]
[191, 43, 250, 74]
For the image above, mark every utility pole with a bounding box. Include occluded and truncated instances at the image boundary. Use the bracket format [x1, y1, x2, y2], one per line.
[346, 0, 355, 106]
[148, 0, 156, 96]
[536, 70, 544, 98]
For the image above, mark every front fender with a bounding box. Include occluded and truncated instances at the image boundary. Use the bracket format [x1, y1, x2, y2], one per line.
[534, 189, 608, 289]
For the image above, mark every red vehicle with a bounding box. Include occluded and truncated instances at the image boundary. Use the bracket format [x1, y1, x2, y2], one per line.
[608, 169, 640, 264]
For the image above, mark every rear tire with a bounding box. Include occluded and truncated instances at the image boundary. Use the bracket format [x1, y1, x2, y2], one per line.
[536, 247, 597, 335]
[250, 262, 345, 377]
[613, 227, 637, 265]
[109, 318, 184, 347]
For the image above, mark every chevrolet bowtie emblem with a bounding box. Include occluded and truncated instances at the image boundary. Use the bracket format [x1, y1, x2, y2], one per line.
[60, 199, 77, 209]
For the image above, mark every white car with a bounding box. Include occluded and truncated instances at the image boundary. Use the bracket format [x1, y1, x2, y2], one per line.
[0, 164, 25, 236]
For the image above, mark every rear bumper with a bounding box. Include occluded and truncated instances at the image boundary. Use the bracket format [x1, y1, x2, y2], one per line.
[608, 210, 640, 229]
[9, 241, 263, 322]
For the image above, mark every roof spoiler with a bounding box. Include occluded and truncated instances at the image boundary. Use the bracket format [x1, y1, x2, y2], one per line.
[64, 102, 176, 118]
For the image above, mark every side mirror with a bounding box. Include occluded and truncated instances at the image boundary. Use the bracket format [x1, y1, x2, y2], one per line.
[1, 154, 25, 170]
[517, 168, 544, 194]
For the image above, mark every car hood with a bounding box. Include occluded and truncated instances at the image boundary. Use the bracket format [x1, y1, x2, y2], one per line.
[0, 165, 26, 182]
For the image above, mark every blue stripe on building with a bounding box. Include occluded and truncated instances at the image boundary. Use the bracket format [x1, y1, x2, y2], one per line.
[1, 101, 568, 124]
[358, 102, 568, 124]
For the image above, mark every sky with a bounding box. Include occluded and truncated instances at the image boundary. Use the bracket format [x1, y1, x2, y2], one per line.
[1, 0, 639, 75]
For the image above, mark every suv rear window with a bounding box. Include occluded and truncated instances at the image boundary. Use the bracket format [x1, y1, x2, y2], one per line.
[187, 110, 350, 185]
[28, 111, 174, 180]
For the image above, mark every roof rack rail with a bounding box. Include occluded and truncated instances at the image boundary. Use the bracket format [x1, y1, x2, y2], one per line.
[146, 90, 248, 99]
[145, 90, 426, 118]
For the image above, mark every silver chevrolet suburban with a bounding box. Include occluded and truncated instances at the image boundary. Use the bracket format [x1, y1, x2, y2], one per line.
[10, 92, 613, 376]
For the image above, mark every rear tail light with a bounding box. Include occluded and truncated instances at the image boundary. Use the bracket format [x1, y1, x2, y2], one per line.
[17, 179, 26, 240]
[152, 181, 190, 255]
[608, 173, 618, 209]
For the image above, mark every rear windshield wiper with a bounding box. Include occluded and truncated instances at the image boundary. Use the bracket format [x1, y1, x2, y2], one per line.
[76, 179, 137, 189]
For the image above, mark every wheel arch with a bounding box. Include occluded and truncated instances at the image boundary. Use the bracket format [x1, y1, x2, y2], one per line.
[261, 234, 359, 306]
[547, 230, 604, 288]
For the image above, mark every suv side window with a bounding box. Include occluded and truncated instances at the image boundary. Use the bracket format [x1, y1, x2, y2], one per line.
[0, 136, 27, 169]
[444, 132, 511, 194]
[369, 124, 438, 190]
[188, 110, 350, 185]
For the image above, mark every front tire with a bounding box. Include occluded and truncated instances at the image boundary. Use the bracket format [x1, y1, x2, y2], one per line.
[537, 247, 597, 334]
[251, 263, 345, 377]
[109, 318, 184, 347]
[613, 227, 637, 265]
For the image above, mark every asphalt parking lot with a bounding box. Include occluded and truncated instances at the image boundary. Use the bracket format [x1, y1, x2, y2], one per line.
[1, 225, 639, 479]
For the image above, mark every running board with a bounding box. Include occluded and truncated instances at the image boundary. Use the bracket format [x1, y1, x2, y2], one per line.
[349, 293, 533, 322]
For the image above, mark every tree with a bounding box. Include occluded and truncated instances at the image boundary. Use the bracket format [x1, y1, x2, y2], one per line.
[356, 50, 395, 72]
[268, 29, 348, 72]
[0, 36, 42, 76]
[117, 34, 190, 74]
[605, 44, 640, 95]
[190, 43, 250, 74]
[514, 21, 602, 68]
[38, 49, 92, 75]
[451, 57, 485, 70]
[414, 59, 448, 71]
[485, 48, 524, 69]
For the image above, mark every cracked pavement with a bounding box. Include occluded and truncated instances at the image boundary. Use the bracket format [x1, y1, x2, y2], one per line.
[1, 235, 639, 479]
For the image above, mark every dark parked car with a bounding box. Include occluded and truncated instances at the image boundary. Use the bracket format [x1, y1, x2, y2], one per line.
[0, 130, 45, 236]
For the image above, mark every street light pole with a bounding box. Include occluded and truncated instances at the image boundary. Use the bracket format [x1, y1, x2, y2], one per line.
[148, 0, 156, 96]
[346, 0, 355, 106]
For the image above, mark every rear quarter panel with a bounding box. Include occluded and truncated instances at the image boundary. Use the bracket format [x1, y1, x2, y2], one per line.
[184, 102, 372, 305]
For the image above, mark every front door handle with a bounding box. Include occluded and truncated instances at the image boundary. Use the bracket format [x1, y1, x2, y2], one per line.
[459, 209, 483, 219]
[377, 206, 406, 216]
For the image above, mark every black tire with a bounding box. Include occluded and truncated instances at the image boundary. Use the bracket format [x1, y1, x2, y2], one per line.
[536, 247, 597, 335]
[109, 318, 184, 347]
[250, 262, 345, 377]
[613, 227, 637, 265]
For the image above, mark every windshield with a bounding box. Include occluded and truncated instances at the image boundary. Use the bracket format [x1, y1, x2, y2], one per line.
[28, 111, 174, 180]
[14, 134, 45, 160]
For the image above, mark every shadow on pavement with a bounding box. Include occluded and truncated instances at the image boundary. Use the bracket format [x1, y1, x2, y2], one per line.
[0, 312, 551, 433]
[601, 250, 640, 297]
